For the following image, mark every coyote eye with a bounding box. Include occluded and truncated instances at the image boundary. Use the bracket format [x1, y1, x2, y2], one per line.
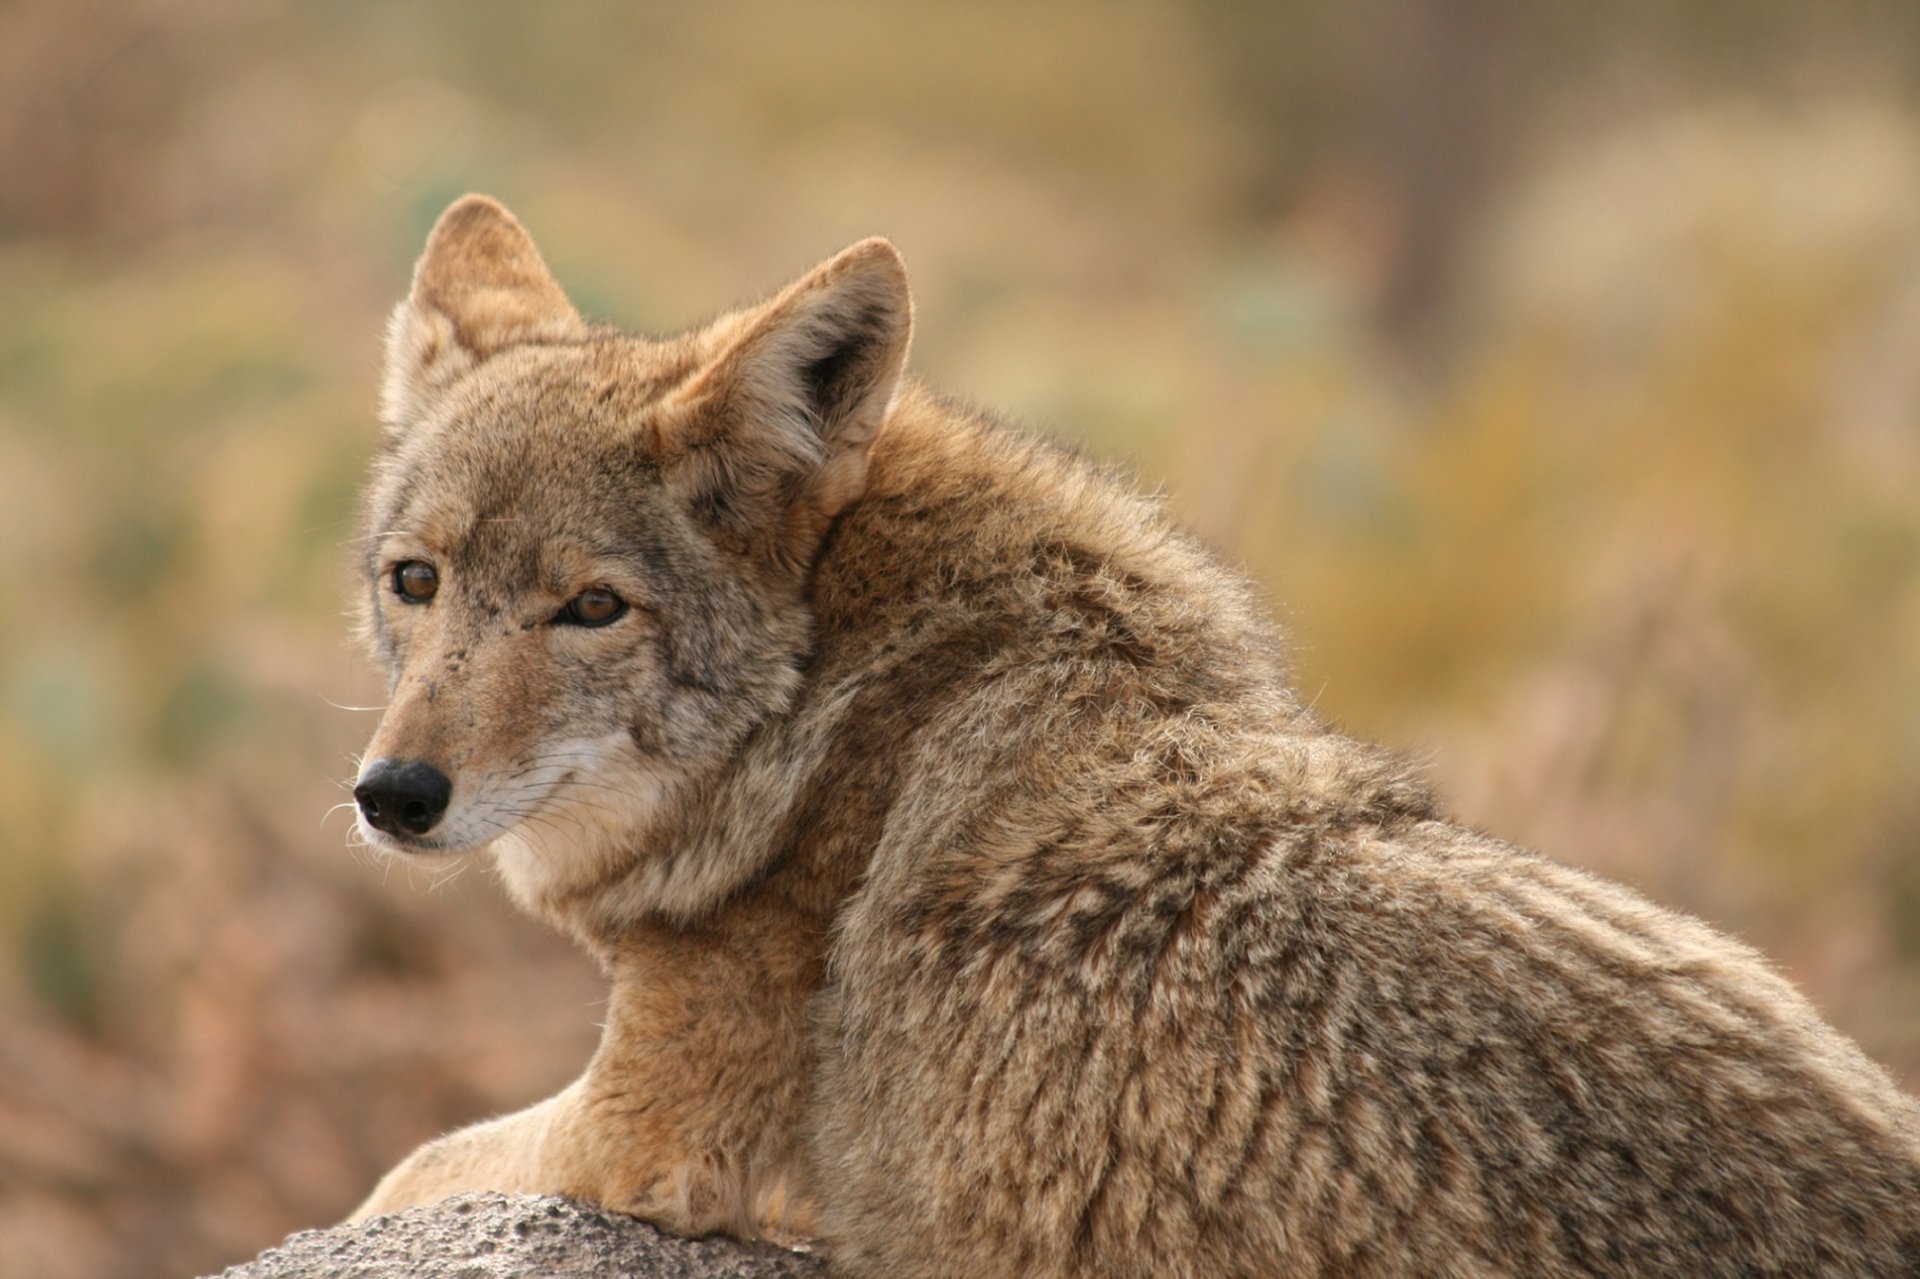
[392, 560, 438, 604]
[557, 588, 627, 628]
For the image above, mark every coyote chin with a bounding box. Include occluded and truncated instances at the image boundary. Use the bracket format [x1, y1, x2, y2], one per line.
[345, 194, 1920, 1277]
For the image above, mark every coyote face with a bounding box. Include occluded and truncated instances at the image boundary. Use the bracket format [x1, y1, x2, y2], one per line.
[351, 199, 909, 911]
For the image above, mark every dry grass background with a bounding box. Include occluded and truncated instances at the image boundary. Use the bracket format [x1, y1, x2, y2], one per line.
[1, 3, 1917, 1275]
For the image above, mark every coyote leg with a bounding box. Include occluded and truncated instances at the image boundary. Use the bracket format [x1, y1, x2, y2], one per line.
[348, 1085, 574, 1222]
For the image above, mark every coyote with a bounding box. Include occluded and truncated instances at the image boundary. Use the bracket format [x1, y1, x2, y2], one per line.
[347, 195, 1920, 1277]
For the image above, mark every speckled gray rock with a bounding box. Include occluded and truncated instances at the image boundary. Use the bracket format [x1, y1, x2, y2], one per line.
[207, 1193, 831, 1279]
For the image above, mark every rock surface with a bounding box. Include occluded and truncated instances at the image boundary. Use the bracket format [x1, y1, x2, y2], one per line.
[207, 1193, 831, 1279]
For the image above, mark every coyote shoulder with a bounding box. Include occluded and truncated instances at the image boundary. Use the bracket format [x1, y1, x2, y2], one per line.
[345, 194, 1920, 1277]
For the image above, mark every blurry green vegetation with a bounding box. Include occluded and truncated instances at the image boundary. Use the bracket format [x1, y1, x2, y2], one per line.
[0, 2, 1916, 1276]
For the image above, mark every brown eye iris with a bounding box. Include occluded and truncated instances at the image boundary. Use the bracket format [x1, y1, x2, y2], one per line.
[560, 588, 626, 628]
[393, 560, 438, 603]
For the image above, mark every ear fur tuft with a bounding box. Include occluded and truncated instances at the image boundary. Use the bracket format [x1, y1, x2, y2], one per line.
[381, 195, 585, 435]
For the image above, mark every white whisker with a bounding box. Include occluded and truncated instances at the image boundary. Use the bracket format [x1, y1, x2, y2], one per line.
[322, 695, 389, 713]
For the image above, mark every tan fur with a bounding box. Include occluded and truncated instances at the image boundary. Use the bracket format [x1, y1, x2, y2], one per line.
[345, 195, 1920, 1276]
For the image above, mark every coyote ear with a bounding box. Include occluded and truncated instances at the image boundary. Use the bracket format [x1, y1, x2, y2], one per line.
[668, 238, 912, 562]
[381, 195, 585, 435]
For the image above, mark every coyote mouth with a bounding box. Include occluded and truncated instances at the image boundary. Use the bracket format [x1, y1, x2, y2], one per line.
[351, 753, 576, 862]
[349, 734, 664, 881]
[355, 820, 487, 858]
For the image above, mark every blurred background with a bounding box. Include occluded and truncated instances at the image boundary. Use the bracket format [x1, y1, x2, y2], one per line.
[1, 2, 1917, 1274]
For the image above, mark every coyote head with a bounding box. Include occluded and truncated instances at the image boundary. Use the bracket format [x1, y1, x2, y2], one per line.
[351, 196, 910, 906]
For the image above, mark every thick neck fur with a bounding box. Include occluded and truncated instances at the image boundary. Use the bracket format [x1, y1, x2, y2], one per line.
[512, 383, 1435, 954]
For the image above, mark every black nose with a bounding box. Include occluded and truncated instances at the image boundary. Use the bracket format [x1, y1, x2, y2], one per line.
[354, 758, 453, 838]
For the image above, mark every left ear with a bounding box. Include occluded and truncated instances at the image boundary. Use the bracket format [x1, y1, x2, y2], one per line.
[667, 238, 912, 564]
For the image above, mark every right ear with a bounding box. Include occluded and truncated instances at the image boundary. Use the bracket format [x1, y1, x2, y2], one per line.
[662, 238, 912, 566]
[381, 195, 585, 435]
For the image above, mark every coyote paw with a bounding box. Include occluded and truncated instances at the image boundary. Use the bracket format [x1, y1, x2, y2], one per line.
[750, 1175, 820, 1250]
[616, 1161, 818, 1248]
